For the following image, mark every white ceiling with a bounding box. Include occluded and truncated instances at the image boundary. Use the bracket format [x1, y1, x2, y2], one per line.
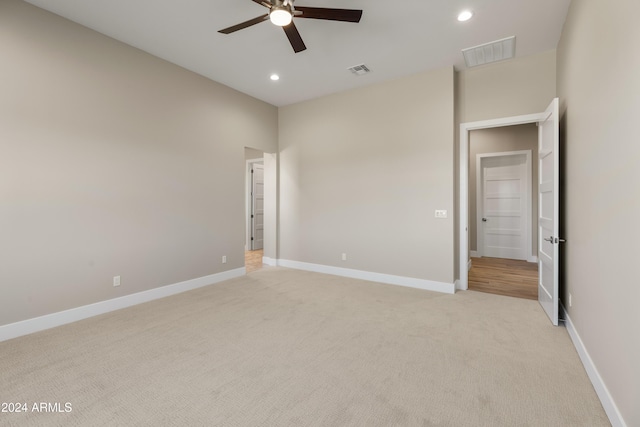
[23, 0, 571, 107]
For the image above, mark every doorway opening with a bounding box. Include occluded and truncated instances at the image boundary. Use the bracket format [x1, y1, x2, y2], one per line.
[244, 147, 275, 273]
[459, 112, 548, 291]
[459, 99, 560, 324]
[467, 125, 539, 300]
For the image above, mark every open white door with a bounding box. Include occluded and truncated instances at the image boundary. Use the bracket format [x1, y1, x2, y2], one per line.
[538, 98, 561, 325]
[251, 164, 264, 250]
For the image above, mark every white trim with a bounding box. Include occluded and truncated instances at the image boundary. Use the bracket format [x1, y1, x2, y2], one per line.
[0, 268, 245, 343]
[262, 152, 278, 263]
[278, 259, 455, 294]
[459, 112, 548, 290]
[262, 256, 277, 267]
[470, 250, 479, 258]
[528, 255, 538, 263]
[476, 150, 532, 261]
[560, 304, 627, 427]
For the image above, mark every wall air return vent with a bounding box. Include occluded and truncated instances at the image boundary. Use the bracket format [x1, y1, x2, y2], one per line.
[347, 64, 371, 76]
[462, 36, 516, 68]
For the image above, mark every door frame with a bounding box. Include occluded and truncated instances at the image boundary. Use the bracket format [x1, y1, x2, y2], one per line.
[476, 150, 532, 261]
[459, 113, 548, 291]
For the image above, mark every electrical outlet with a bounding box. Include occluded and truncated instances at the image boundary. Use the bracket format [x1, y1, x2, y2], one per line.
[222, 255, 227, 264]
[113, 276, 121, 287]
[342, 253, 347, 261]
[569, 293, 572, 307]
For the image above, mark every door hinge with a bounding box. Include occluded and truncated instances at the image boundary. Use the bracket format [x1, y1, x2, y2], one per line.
[251, 215, 254, 218]
[251, 237, 254, 241]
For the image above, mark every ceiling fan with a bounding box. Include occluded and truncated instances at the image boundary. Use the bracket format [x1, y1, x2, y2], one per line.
[218, 0, 363, 53]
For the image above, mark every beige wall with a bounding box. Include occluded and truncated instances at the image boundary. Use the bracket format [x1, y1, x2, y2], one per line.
[456, 50, 557, 124]
[0, 0, 278, 326]
[279, 67, 455, 284]
[557, 1, 640, 425]
[244, 147, 264, 161]
[469, 125, 538, 258]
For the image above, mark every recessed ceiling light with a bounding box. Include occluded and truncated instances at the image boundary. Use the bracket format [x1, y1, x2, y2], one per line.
[270, 74, 280, 81]
[457, 10, 473, 22]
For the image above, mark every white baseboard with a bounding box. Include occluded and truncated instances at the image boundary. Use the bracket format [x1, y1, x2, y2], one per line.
[528, 255, 538, 263]
[560, 304, 627, 427]
[0, 268, 245, 343]
[277, 259, 455, 294]
[262, 256, 277, 267]
[470, 251, 479, 258]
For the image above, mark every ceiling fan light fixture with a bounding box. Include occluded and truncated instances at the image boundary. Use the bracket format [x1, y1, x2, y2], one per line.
[270, 8, 292, 26]
[457, 10, 473, 22]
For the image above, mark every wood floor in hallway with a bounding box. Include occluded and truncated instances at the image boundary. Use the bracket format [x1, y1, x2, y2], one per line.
[245, 249, 264, 273]
[468, 257, 538, 300]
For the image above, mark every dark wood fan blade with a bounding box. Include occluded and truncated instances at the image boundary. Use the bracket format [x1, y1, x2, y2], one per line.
[295, 7, 362, 23]
[218, 14, 269, 34]
[251, 0, 272, 8]
[282, 22, 306, 53]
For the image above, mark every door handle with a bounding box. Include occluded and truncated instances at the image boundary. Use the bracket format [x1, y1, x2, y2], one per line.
[543, 236, 567, 244]
[482, 218, 487, 222]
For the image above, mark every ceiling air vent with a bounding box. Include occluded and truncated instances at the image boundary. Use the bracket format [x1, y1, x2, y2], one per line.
[462, 36, 516, 68]
[347, 64, 371, 76]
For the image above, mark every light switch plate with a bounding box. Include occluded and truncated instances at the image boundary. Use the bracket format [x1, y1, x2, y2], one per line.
[435, 210, 448, 218]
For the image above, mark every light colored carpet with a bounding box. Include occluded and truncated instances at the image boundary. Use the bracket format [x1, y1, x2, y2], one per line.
[1, 267, 609, 426]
